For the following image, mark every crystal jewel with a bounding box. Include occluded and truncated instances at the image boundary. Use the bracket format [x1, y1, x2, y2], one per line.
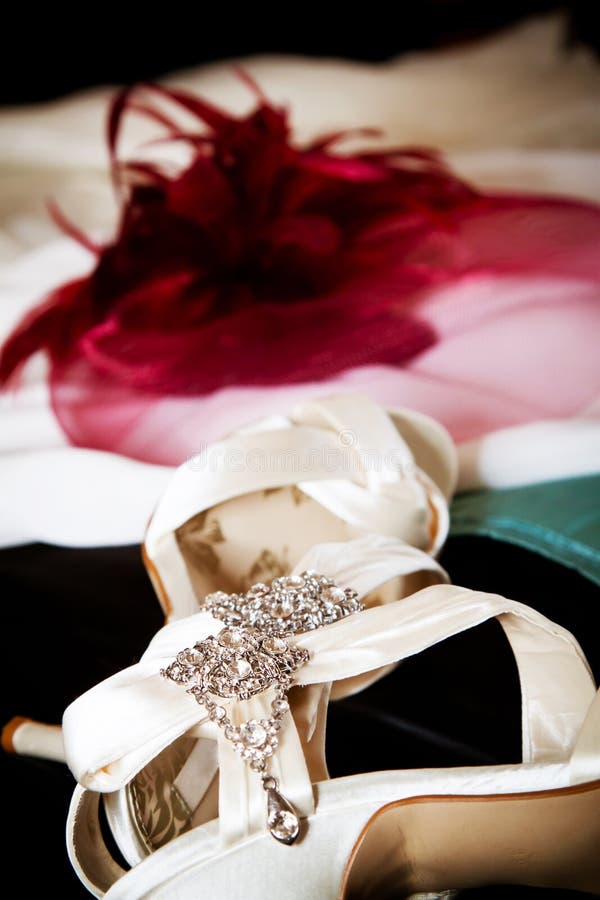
[269, 810, 299, 843]
[281, 574, 305, 589]
[227, 611, 243, 624]
[226, 658, 252, 679]
[266, 786, 300, 844]
[162, 569, 364, 847]
[241, 721, 268, 748]
[218, 628, 246, 649]
[321, 585, 346, 605]
[263, 636, 287, 654]
[271, 598, 294, 619]
[177, 648, 203, 666]
[205, 590, 229, 606]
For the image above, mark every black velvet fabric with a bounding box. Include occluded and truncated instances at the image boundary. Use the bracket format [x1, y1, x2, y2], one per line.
[1, 536, 598, 897]
[0, 2, 573, 105]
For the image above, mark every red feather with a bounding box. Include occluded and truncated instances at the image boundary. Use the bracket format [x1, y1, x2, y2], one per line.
[3, 75, 471, 390]
[10, 73, 597, 399]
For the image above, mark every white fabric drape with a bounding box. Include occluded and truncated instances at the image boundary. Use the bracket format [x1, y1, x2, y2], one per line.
[1, 14, 600, 549]
[0, 414, 597, 548]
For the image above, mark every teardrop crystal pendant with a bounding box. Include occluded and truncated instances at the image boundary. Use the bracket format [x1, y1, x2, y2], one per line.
[264, 777, 300, 844]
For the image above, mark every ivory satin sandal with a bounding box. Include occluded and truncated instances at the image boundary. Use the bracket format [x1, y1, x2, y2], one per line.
[3, 391, 453, 840]
[64, 536, 600, 898]
[73, 535, 448, 870]
[141, 392, 456, 620]
[93, 390, 455, 868]
[3, 392, 453, 760]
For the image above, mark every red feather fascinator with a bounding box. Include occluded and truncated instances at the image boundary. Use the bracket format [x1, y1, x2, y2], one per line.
[0, 74, 482, 392]
[3, 72, 600, 463]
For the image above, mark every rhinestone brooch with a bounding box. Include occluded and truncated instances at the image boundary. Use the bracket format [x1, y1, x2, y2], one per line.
[161, 571, 363, 844]
[203, 570, 363, 635]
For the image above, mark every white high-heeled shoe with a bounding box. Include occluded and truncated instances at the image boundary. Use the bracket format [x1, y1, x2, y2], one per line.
[2, 394, 454, 866]
[141, 393, 456, 620]
[64, 536, 600, 898]
[66, 534, 447, 870]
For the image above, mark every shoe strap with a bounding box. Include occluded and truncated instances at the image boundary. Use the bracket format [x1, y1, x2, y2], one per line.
[144, 395, 454, 615]
[296, 537, 595, 768]
[65, 534, 596, 895]
[64, 535, 595, 850]
[67, 787, 126, 897]
[63, 537, 443, 833]
[569, 686, 600, 785]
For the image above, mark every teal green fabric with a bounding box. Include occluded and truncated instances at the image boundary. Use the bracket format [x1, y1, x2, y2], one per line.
[450, 474, 600, 587]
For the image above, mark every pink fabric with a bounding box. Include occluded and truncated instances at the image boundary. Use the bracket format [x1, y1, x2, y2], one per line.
[51, 271, 600, 464]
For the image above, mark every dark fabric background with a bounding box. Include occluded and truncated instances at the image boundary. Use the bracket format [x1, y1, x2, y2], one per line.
[2, 536, 598, 897]
[0, 2, 597, 104]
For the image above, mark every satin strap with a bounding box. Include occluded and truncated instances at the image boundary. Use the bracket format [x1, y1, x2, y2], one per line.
[64, 535, 597, 897]
[63, 537, 595, 851]
[66, 686, 600, 900]
[144, 396, 454, 615]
